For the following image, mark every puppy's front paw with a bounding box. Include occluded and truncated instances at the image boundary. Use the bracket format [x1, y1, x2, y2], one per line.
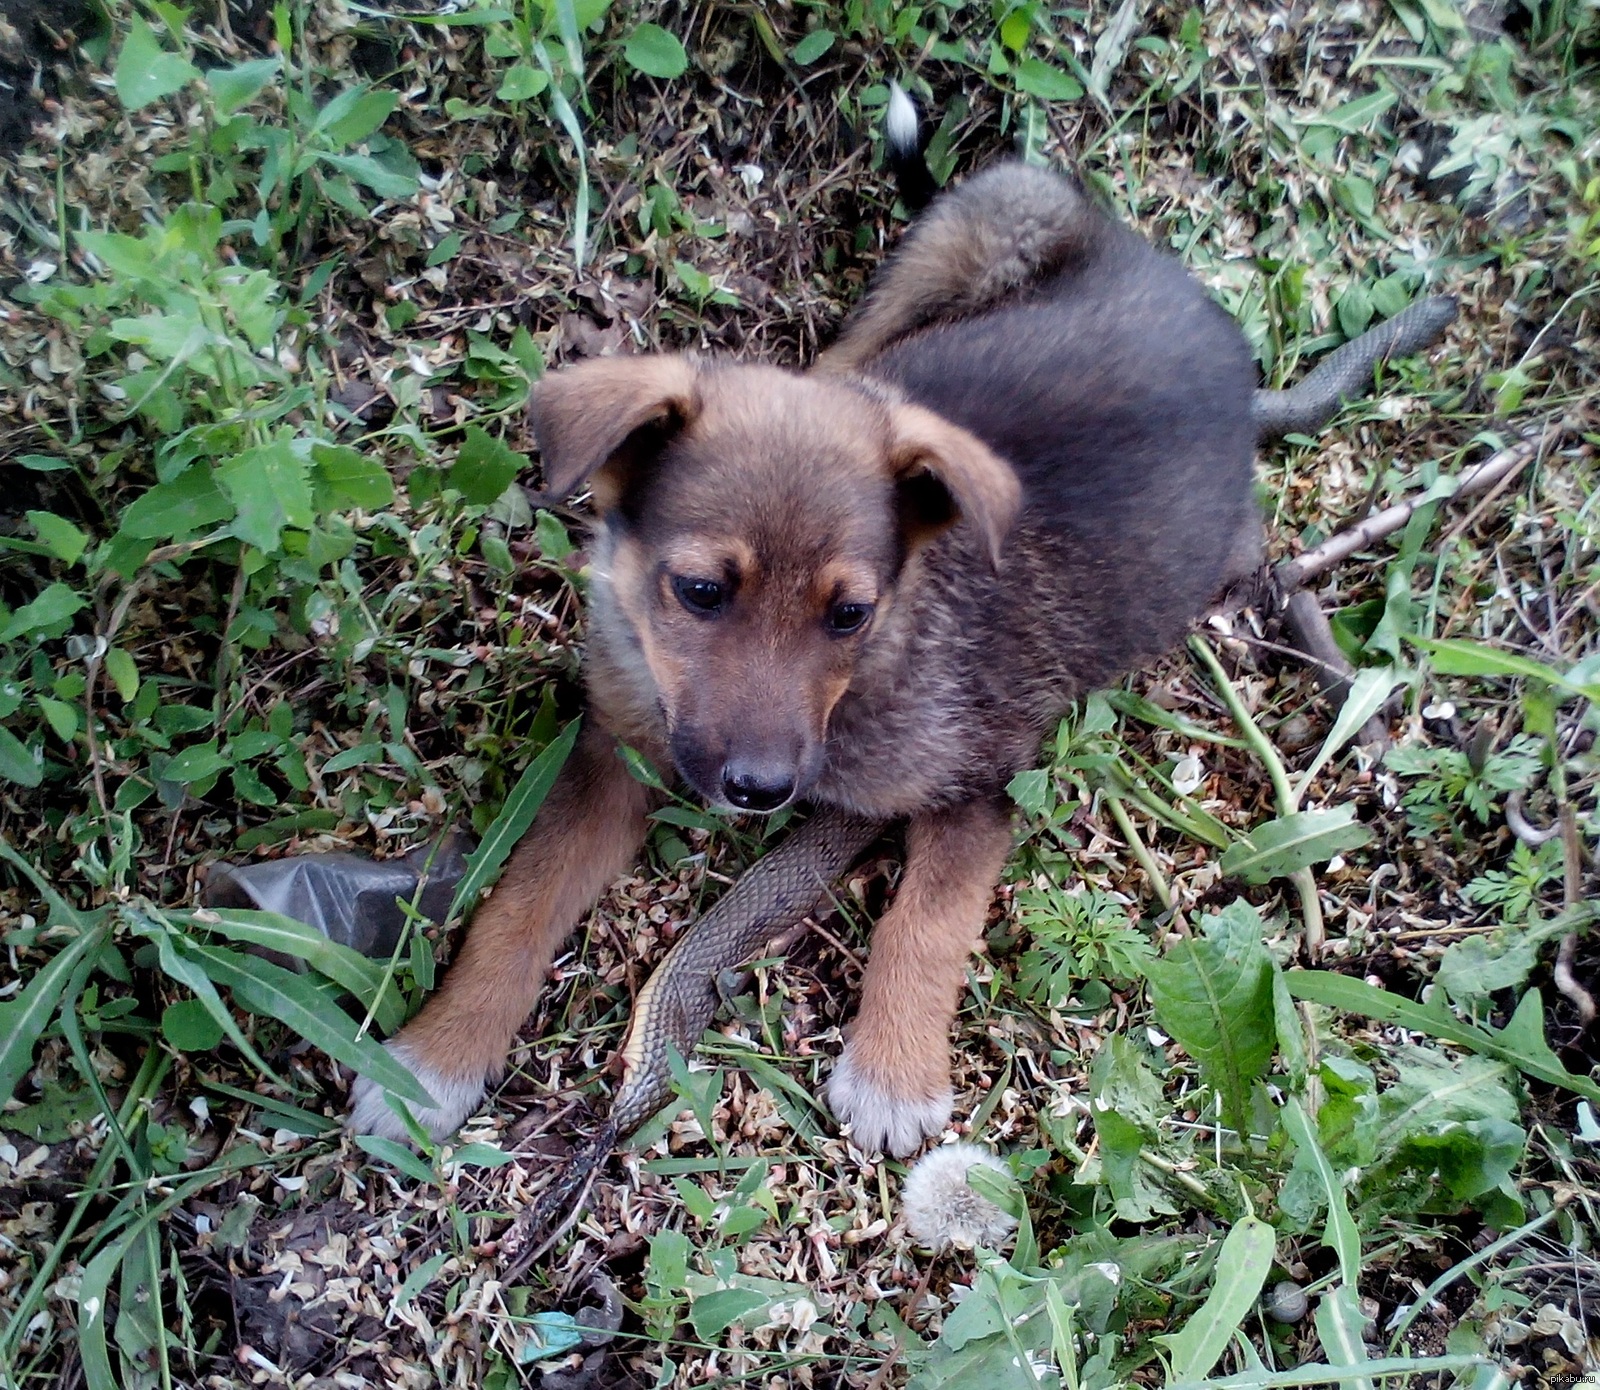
[346, 1039, 488, 1144]
[826, 1044, 953, 1158]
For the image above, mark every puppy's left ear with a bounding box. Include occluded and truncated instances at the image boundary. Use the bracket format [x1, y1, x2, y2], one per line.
[887, 402, 1021, 568]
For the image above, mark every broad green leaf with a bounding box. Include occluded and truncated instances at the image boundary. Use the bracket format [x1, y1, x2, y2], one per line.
[1281, 1099, 1360, 1280]
[322, 742, 381, 774]
[1095, 1105, 1176, 1223]
[1295, 665, 1406, 793]
[221, 268, 280, 349]
[0, 582, 85, 642]
[516, 1311, 587, 1362]
[1436, 914, 1573, 1004]
[218, 441, 315, 552]
[184, 942, 437, 1108]
[1164, 1356, 1490, 1390]
[1337, 282, 1374, 339]
[1285, 972, 1600, 1104]
[1272, 967, 1309, 1091]
[497, 63, 550, 101]
[162, 997, 225, 1050]
[393, 1250, 452, 1308]
[207, 56, 282, 115]
[312, 443, 395, 510]
[689, 1287, 770, 1341]
[1310, 89, 1396, 133]
[1314, 1284, 1376, 1390]
[1219, 806, 1371, 884]
[1410, 635, 1600, 703]
[1012, 57, 1084, 101]
[1005, 767, 1052, 818]
[449, 720, 580, 919]
[624, 22, 689, 79]
[163, 742, 231, 784]
[534, 509, 574, 561]
[315, 86, 398, 147]
[109, 305, 209, 363]
[1154, 1215, 1275, 1381]
[185, 907, 405, 1033]
[27, 511, 88, 566]
[0, 727, 42, 787]
[146, 924, 283, 1081]
[316, 150, 420, 200]
[105, 648, 141, 700]
[37, 696, 78, 741]
[426, 232, 464, 267]
[452, 425, 528, 506]
[78, 1227, 129, 1389]
[1144, 902, 1275, 1137]
[75, 230, 155, 280]
[0, 922, 106, 1105]
[448, 1142, 515, 1168]
[114, 16, 200, 109]
[355, 1133, 438, 1183]
[119, 468, 234, 541]
[790, 29, 835, 64]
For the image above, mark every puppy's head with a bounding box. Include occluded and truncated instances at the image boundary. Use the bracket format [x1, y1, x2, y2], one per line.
[531, 355, 1020, 811]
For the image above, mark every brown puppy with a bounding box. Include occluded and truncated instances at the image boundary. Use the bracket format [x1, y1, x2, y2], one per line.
[349, 162, 1257, 1155]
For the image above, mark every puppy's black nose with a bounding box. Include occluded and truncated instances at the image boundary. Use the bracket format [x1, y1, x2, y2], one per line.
[721, 764, 796, 812]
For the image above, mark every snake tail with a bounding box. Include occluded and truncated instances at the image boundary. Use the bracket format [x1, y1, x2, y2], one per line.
[1252, 294, 1458, 440]
[609, 809, 885, 1137]
[507, 1119, 620, 1276]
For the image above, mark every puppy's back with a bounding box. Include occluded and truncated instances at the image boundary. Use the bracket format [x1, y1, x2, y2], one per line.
[866, 165, 1257, 693]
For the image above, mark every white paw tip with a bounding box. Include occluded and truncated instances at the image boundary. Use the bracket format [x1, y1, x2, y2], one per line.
[902, 1142, 1018, 1252]
[827, 1050, 953, 1158]
[345, 1041, 486, 1144]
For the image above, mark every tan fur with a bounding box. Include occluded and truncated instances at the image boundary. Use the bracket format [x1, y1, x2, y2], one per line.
[530, 354, 700, 505]
[378, 723, 653, 1108]
[351, 159, 1258, 1156]
[826, 798, 1014, 1152]
[888, 400, 1021, 568]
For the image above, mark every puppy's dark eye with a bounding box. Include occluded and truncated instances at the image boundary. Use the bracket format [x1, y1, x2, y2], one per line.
[826, 602, 874, 636]
[673, 575, 727, 616]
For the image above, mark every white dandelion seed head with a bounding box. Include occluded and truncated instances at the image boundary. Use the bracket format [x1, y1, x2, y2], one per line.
[901, 1142, 1018, 1253]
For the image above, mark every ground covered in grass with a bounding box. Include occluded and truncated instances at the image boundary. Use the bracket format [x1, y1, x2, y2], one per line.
[1, 1, 1598, 1387]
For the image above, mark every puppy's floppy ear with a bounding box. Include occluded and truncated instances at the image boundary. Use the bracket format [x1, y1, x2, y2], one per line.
[887, 401, 1021, 568]
[530, 354, 701, 506]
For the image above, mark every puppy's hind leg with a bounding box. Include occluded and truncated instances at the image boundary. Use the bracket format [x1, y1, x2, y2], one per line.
[347, 722, 654, 1142]
[826, 797, 1013, 1157]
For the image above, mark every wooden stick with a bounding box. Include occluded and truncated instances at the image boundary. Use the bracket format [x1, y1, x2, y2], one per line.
[1276, 433, 1547, 593]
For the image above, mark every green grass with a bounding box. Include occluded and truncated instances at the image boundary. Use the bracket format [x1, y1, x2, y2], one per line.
[1, 0, 1597, 1386]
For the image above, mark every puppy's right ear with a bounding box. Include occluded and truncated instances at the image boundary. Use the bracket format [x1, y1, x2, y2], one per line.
[530, 355, 701, 509]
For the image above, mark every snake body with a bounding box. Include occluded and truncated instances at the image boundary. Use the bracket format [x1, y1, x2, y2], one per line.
[612, 808, 885, 1134]
[514, 297, 1459, 1257]
[1251, 296, 1458, 439]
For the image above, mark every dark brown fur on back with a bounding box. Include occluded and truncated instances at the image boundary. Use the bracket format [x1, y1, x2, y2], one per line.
[350, 159, 1260, 1156]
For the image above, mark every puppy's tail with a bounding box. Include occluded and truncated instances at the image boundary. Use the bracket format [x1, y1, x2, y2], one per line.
[885, 82, 938, 210]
